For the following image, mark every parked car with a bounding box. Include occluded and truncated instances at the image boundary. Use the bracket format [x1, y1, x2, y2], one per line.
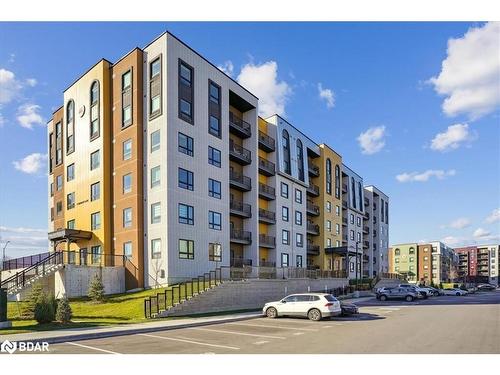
[262, 293, 342, 321]
[398, 284, 433, 298]
[477, 284, 497, 291]
[426, 287, 440, 296]
[441, 288, 468, 296]
[376, 287, 420, 302]
[340, 301, 359, 316]
[467, 286, 477, 294]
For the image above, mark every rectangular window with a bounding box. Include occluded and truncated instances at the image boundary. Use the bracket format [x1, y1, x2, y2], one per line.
[296, 255, 303, 268]
[178, 60, 194, 123]
[151, 202, 161, 224]
[296, 233, 303, 247]
[56, 201, 62, 215]
[336, 205, 340, 216]
[209, 116, 220, 137]
[208, 80, 221, 138]
[67, 192, 75, 210]
[179, 239, 194, 260]
[67, 164, 74, 181]
[122, 70, 132, 127]
[282, 230, 290, 245]
[123, 241, 132, 260]
[282, 206, 289, 221]
[178, 132, 194, 156]
[208, 146, 221, 167]
[326, 201, 331, 213]
[55, 122, 62, 165]
[91, 245, 102, 264]
[208, 178, 221, 199]
[178, 168, 194, 190]
[208, 211, 222, 230]
[90, 182, 100, 201]
[150, 57, 162, 117]
[67, 219, 75, 229]
[151, 130, 160, 153]
[151, 166, 161, 188]
[350, 214, 354, 224]
[350, 230, 354, 240]
[327, 238, 332, 247]
[295, 211, 302, 225]
[151, 238, 161, 259]
[209, 243, 222, 262]
[56, 175, 63, 191]
[281, 253, 289, 267]
[357, 232, 361, 242]
[123, 207, 132, 228]
[123, 173, 132, 194]
[281, 182, 289, 198]
[50, 183, 54, 197]
[123, 139, 132, 160]
[90, 150, 100, 170]
[335, 223, 340, 235]
[295, 189, 302, 204]
[357, 217, 361, 227]
[178, 203, 194, 225]
[91, 212, 101, 230]
[326, 220, 332, 232]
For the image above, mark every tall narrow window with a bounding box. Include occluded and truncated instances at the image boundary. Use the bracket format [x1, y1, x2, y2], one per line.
[351, 177, 356, 209]
[151, 130, 160, 153]
[381, 199, 385, 223]
[90, 80, 100, 140]
[282, 130, 291, 174]
[178, 59, 194, 124]
[122, 70, 132, 127]
[358, 182, 363, 211]
[178, 132, 194, 156]
[335, 165, 340, 199]
[66, 100, 74, 154]
[149, 57, 162, 117]
[55, 122, 62, 165]
[49, 132, 54, 173]
[208, 80, 221, 137]
[326, 158, 332, 195]
[296, 139, 304, 181]
[123, 139, 132, 160]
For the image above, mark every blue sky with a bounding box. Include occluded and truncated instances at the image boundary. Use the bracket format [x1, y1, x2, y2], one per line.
[0, 22, 499, 258]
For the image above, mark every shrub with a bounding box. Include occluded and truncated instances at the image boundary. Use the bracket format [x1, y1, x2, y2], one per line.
[88, 274, 105, 303]
[55, 296, 72, 323]
[34, 293, 55, 324]
[21, 282, 44, 320]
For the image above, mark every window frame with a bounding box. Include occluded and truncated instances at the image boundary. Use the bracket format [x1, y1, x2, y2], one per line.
[178, 203, 194, 225]
[178, 167, 194, 191]
[208, 178, 222, 199]
[178, 132, 194, 157]
[89, 80, 100, 141]
[149, 55, 162, 119]
[179, 239, 194, 260]
[123, 139, 132, 161]
[66, 100, 75, 155]
[151, 202, 161, 224]
[121, 69, 133, 128]
[208, 146, 222, 168]
[208, 210, 222, 231]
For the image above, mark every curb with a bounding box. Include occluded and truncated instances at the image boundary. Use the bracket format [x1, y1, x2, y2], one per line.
[4, 313, 262, 345]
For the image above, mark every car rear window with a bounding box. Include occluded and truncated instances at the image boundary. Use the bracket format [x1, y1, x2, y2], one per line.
[324, 295, 338, 302]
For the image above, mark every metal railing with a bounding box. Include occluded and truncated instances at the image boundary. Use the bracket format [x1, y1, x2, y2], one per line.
[258, 156, 275, 175]
[306, 202, 320, 215]
[229, 169, 251, 190]
[229, 112, 252, 137]
[259, 208, 276, 223]
[307, 183, 320, 196]
[229, 140, 252, 164]
[258, 130, 275, 151]
[307, 222, 320, 234]
[230, 200, 252, 217]
[308, 163, 320, 176]
[307, 243, 320, 255]
[230, 228, 252, 242]
[258, 182, 275, 198]
[259, 234, 276, 247]
[2, 252, 51, 271]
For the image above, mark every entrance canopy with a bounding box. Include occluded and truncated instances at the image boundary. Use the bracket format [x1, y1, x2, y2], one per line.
[48, 228, 93, 242]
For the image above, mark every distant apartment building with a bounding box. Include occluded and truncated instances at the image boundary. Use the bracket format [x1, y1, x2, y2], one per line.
[47, 31, 390, 288]
[456, 244, 500, 285]
[389, 241, 458, 285]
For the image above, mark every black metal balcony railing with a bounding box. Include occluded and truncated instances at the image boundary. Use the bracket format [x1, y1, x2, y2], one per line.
[363, 254, 369, 262]
[342, 200, 348, 209]
[259, 234, 276, 248]
[364, 211, 370, 220]
[373, 230, 377, 237]
[307, 243, 320, 255]
[230, 257, 253, 267]
[258, 156, 276, 176]
[363, 240, 370, 248]
[230, 229, 252, 243]
[230, 200, 252, 218]
[229, 112, 251, 138]
[307, 222, 320, 234]
[306, 202, 320, 216]
[258, 130, 275, 152]
[258, 182, 275, 200]
[363, 226, 369, 234]
[229, 140, 252, 165]
[229, 169, 251, 191]
[259, 208, 276, 223]
[342, 217, 348, 225]
[308, 163, 320, 177]
[307, 183, 320, 196]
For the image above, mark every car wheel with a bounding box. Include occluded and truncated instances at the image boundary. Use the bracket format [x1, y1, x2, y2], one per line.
[405, 295, 414, 302]
[266, 307, 278, 318]
[422, 293, 428, 299]
[307, 308, 322, 321]
[380, 295, 388, 301]
[455, 292, 460, 296]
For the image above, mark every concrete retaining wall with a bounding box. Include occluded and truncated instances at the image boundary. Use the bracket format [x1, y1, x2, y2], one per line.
[162, 278, 348, 317]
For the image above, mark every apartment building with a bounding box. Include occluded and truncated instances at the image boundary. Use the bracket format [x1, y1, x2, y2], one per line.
[456, 245, 500, 285]
[47, 30, 390, 288]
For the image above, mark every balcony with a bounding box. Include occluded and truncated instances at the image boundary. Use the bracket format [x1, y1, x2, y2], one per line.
[230, 200, 252, 218]
[363, 254, 369, 262]
[342, 217, 348, 226]
[306, 183, 320, 197]
[229, 140, 252, 165]
[342, 234, 348, 243]
[229, 169, 251, 191]
[363, 226, 369, 234]
[364, 197, 369, 206]
[342, 200, 348, 209]
[306, 202, 320, 216]
[307, 243, 320, 256]
[230, 229, 252, 245]
[364, 211, 370, 220]
[342, 183, 348, 193]
[230, 257, 253, 267]
[258, 182, 275, 200]
[229, 112, 251, 139]
[259, 234, 276, 249]
[258, 130, 275, 152]
[373, 230, 377, 238]
[258, 156, 275, 176]
[307, 223, 320, 235]
[363, 240, 370, 249]
[308, 163, 320, 177]
[259, 208, 276, 224]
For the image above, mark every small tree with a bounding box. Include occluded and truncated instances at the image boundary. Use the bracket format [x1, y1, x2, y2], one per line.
[56, 296, 73, 323]
[21, 282, 44, 319]
[34, 292, 56, 324]
[88, 274, 105, 303]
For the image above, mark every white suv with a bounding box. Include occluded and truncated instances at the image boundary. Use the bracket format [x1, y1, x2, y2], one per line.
[262, 293, 342, 321]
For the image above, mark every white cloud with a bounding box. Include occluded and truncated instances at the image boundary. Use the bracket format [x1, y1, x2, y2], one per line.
[396, 169, 456, 183]
[441, 236, 464, 246]
[357, 126, 386, 155]
[25, 78, 37, 87]
[430, 123, 476, 152]
[8, 53, 15, 63]
[0, 68, 23, 104]
[0, 226, 46, 234]
[473, 228, 491, 238]
[428, 22, 500, 119]
[217, 60, 234, 77]
[441, 234, 500, 247]
[485, 208, 500, 224]
[443, 217, 471, 229]
[237, 61, 292, 117]
[16, 103, 44, 129]
[317, 83, 335, 109]
[12, 152, 47, 174]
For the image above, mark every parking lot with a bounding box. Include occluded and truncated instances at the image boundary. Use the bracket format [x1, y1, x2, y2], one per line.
[43, 290, 500, 354]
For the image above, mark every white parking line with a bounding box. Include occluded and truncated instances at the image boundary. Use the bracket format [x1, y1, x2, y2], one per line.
[226, 322, 318, 332]
[138, 333, 240, 350]
[293, 332, 304, 336]
[379, 307, 400, 311]
[253, 341, 269, 345]
[190, 327, 286, 340]
[64, 341, 122, 354]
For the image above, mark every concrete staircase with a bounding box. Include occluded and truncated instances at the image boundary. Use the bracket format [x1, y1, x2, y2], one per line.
[5, 264, 64, 296]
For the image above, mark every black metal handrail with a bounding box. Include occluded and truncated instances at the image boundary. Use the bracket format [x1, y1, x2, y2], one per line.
[229, 140, 252, 163]
[259, 234, 276, 247]
[258, 130, 275, 150]
[259, 208, 276, 222]
[2, 252, 51, 271]
[230, 200, 252, 216]
[308, 163, 319, 175]
[307, 183, 320, 195]
[230, 228, 252, 241]
[258, 182, 275, 197]
[229, 112, 252, 136]
[306, 202, 320, 215]
[258, 156, 275, 174]
[229, 169, 251, 189]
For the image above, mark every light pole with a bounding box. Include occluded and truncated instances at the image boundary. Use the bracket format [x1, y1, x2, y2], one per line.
[1, 241, 10, 280]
